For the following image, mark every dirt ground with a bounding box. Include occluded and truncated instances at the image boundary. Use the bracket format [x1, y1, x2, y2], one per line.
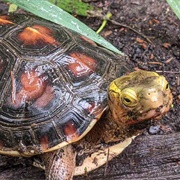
[0, 0, 179, 179]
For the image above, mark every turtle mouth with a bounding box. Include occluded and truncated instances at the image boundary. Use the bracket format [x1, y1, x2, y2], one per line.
[127, 94, 173, 124]
[142, 105, 167, 120]
[139, 95, 172, 121]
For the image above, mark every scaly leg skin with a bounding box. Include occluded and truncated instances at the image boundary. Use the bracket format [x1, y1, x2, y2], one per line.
[41, 145, 76, 180]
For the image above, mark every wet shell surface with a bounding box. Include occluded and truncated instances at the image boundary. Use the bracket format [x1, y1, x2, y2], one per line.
[0, 14, 131, 156]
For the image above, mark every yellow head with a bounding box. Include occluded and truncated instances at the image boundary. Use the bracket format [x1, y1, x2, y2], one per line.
[108, 70, 173, 125]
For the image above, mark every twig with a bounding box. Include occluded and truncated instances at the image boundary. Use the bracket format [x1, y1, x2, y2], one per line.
[104, 148, 110, 176]
[155, 70, 180, 74]
[148, 61, 163, 65]
[109, 19, 152, 44]
[84, 167, 89, 180]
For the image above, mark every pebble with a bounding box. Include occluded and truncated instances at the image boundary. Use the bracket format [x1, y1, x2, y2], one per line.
[149, 125, 160, 134]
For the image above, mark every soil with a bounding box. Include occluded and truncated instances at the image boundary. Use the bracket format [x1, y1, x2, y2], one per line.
[0, 0, 179, 179]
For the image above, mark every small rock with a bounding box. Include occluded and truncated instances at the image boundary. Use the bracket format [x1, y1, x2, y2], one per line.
[149, 125, 160, 134]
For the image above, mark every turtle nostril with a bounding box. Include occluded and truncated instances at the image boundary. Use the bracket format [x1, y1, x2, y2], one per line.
[160, 105, 163, 108]
[156, 105, 163, 112]
[156, 107, 161, 113]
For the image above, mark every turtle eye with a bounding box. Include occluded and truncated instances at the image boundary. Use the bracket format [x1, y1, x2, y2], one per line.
[124, 97, 131, 103]
[121, 88, 138, 107]
[159, 76, 169, 91]
[165, 83, 169, 90]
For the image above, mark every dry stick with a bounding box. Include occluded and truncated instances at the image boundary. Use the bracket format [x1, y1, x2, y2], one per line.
[148, 61, 163, 65]
[94, 12, 152, 44]
[84, 167, 89, 180]
[109, 19, 153, 44]
[156, 71, 180, 74]
[104, 148, 110, 177]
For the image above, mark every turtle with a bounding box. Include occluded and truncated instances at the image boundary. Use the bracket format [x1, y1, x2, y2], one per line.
[0, 14, 172, 180]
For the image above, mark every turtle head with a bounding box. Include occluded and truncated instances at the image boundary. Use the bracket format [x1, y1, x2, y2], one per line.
[108, 70, 173, 126]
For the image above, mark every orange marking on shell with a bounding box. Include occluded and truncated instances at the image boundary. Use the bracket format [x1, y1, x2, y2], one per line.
[64, 121, 79, 141]
[11, 70, 45, 107]
[21, 71, 44, 92]
[34, 85, 55, 108]
[87, 102, 95, 113]
[18, 25, 59, 46]
[83, 101, 95, 113]
[0, 15, 14, 25]
[40, 136, 49, 151]
[68, 53, 96, 77]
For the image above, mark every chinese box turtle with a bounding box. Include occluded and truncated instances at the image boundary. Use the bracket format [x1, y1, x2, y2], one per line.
[0, 14, 172, 179]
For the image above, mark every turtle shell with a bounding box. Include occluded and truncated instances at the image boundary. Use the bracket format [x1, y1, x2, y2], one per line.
[0, 14, 131, 156]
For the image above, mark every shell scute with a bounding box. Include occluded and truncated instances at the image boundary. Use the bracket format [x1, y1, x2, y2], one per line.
[56, 46, 111, 91]
[0, 15, 28, 36]
[17, 25, 58, 46]
[56, 111, 88, 138]
[33, 123, 61, 151]
[0, 129, 13, 149]
[75, 93, 107, 119]
[63, 120, 80, 141]
[68, 52, 97, 77]
[2, 15, 71, 56]
[0, 44, 16, 90]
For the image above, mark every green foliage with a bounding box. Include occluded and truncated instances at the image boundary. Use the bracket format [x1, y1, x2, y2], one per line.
[49, 0, 101, 16]
[166, 0, 180, 19]
[8, 3, 18, 12]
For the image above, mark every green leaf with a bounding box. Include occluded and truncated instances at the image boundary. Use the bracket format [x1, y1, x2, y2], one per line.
[3, 0, 123, 54]
[8, 3, 18, 12]
[49, 0, 100, 17]
[166, 0, 180, 19]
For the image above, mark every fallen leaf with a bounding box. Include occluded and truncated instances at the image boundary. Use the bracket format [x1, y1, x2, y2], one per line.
[150, 54, 154, 59]
[162, 43, 171, 48]
[136, 37, 144, 43]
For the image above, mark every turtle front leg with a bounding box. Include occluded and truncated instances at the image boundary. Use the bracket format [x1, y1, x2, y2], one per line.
[41, 145, 76, 180]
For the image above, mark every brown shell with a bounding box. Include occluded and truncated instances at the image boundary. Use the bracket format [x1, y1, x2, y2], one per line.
[0, 14, 131, 156]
